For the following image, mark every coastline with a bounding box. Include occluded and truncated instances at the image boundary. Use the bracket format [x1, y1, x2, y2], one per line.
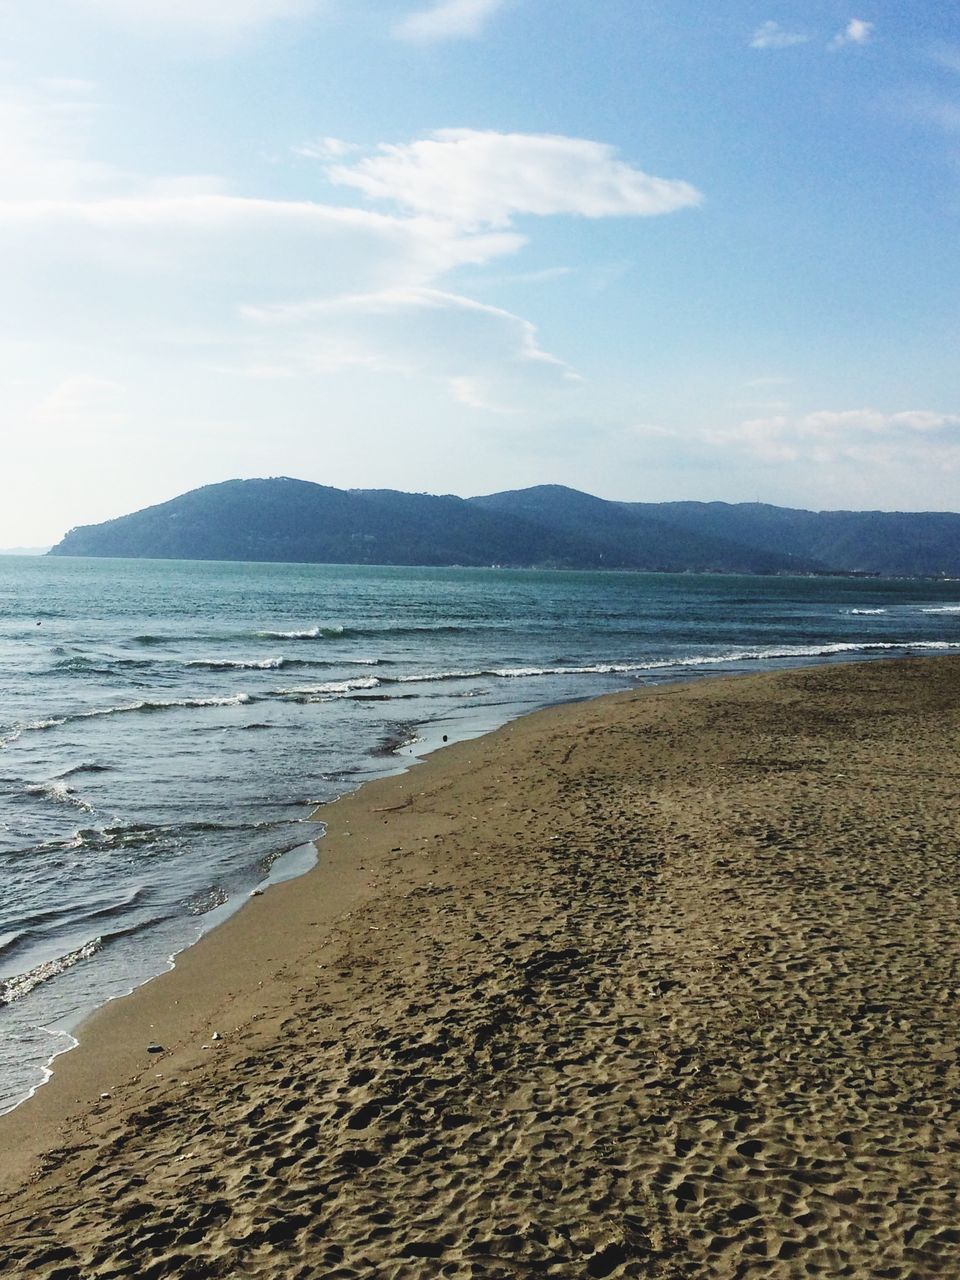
[2, 655, 959, 1277]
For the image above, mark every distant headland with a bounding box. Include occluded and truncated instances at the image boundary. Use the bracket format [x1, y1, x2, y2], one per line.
[47, 478, 960, 577]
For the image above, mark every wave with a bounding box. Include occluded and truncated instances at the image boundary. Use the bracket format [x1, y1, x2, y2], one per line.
[186, 656, 379, 671]
[2, 885, 151, 940]
[24, 780, 94, 813]
[847, 608, 887, 616]
[0, 716, 65, 748]
[0, 912, 158, 1005]
[7, 695, 255, 740]
[255, 622, 471, 641]
[188, 657, 287, 670]
[57, 814, 302, 859]
[256, 625, 343, 640]
[921, 606, 960, 614]
[0, 929, 24, 959]
[0, 938, 103, 1004]
[377, 641, 960, 688]
[57, 762, 112, 777]
[79, 693, 254, 718]
[278, 676, 382, 698]
[52, 655, 159, 674]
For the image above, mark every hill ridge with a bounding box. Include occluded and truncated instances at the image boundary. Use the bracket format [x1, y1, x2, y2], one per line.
[48, 478, 960, 577]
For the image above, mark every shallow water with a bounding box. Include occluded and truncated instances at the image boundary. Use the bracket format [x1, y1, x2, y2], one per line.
[1, 556, 959, 1112]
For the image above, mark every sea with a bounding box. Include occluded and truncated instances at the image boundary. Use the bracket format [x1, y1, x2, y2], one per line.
[2, 555, 960, 1114]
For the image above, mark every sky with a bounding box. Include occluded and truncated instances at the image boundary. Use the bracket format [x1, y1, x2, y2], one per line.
[1, 0, 959, 544]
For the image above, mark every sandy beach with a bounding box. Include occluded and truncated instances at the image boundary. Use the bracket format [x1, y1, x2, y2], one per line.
[1, 656, 958, 1278]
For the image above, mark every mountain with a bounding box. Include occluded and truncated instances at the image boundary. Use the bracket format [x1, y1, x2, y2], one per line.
[468, 486, 818, 575]
[47, 477, 960, 577]
[47, 478, 810, 573]
[627, 501, 960, 578]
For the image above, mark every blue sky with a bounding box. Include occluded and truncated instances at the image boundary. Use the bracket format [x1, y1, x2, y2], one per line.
[1, 0, 959, 543]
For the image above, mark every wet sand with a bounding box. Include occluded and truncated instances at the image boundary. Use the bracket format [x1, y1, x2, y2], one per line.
[1, 657, 959, 1278]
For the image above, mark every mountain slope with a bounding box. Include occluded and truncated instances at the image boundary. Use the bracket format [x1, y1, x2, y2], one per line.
[626, 501, 960, 577]
[469, 485, 819, 574]
[48, 478, 960, 576]
[50, 478, 600, 568]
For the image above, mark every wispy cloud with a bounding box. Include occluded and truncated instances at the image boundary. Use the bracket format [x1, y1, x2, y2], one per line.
[709, 408, 960, 467]
[292, 136, 360, 161]
[240, 286, 577, 408]
[0, 97, 697, 433]
[393, 0, 508, 44]
[749, 21, 810, 51]
[829, 18, 874, 51]
[327, 130, 702, 228]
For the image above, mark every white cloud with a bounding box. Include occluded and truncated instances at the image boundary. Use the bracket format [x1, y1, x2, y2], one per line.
[0, 94, 695, 446]
[240, 286, 577, 409]
[0, 194, 526, 349]
[328, 130, 703, 228]
[829, 18, 874, 50]
[81, 0, 320, 31]
[0, 91, 525, 322]
[292, 136, 360, 161]
[709, 408, 960, 468]
[750, 21, 810, 50]
[393, 0, 507, 43]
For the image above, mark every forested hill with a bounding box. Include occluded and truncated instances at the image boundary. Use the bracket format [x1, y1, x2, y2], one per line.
[47, 478, 960, 577]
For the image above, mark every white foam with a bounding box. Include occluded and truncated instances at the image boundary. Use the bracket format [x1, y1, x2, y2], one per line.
[257, 625, 344, 639]
[921, 606, 960, 614]
[280, 677, 381, 696]
[25, 780, 94, 812]
[0, 938, 103, 1005]
[78, 694, 253, 717]
[187, 657, 285, 670]
[390, 642, 960, 689]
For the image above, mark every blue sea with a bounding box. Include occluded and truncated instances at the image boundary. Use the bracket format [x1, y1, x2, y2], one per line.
[2, 555, 960, 1113]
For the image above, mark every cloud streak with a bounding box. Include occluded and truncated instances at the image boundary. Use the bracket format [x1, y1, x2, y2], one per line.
[750, 21, 810, 51]
[0, 90, 701, 448]
[393, 0, 508, 43]
[240, 285, 577, 409]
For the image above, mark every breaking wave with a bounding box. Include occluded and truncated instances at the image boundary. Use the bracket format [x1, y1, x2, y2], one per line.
[256, 625, 344, 640]
[1, 938, 103, 1005]
[187, 657, 287, 670]
[24, 780, 94, 813]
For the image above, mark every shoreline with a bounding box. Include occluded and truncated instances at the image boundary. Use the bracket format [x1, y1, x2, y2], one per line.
[0, 682, 589, 1185]
[2, 655, 959, 1277]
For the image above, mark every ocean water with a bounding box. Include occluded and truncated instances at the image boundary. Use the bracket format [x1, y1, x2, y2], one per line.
[2, 555, 960, 1113]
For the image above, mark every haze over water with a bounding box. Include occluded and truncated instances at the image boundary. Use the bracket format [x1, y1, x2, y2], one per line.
[2, 554, 960, 1112]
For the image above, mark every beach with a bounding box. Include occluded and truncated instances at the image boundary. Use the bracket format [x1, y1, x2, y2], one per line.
[1, 656, 958, 1277]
